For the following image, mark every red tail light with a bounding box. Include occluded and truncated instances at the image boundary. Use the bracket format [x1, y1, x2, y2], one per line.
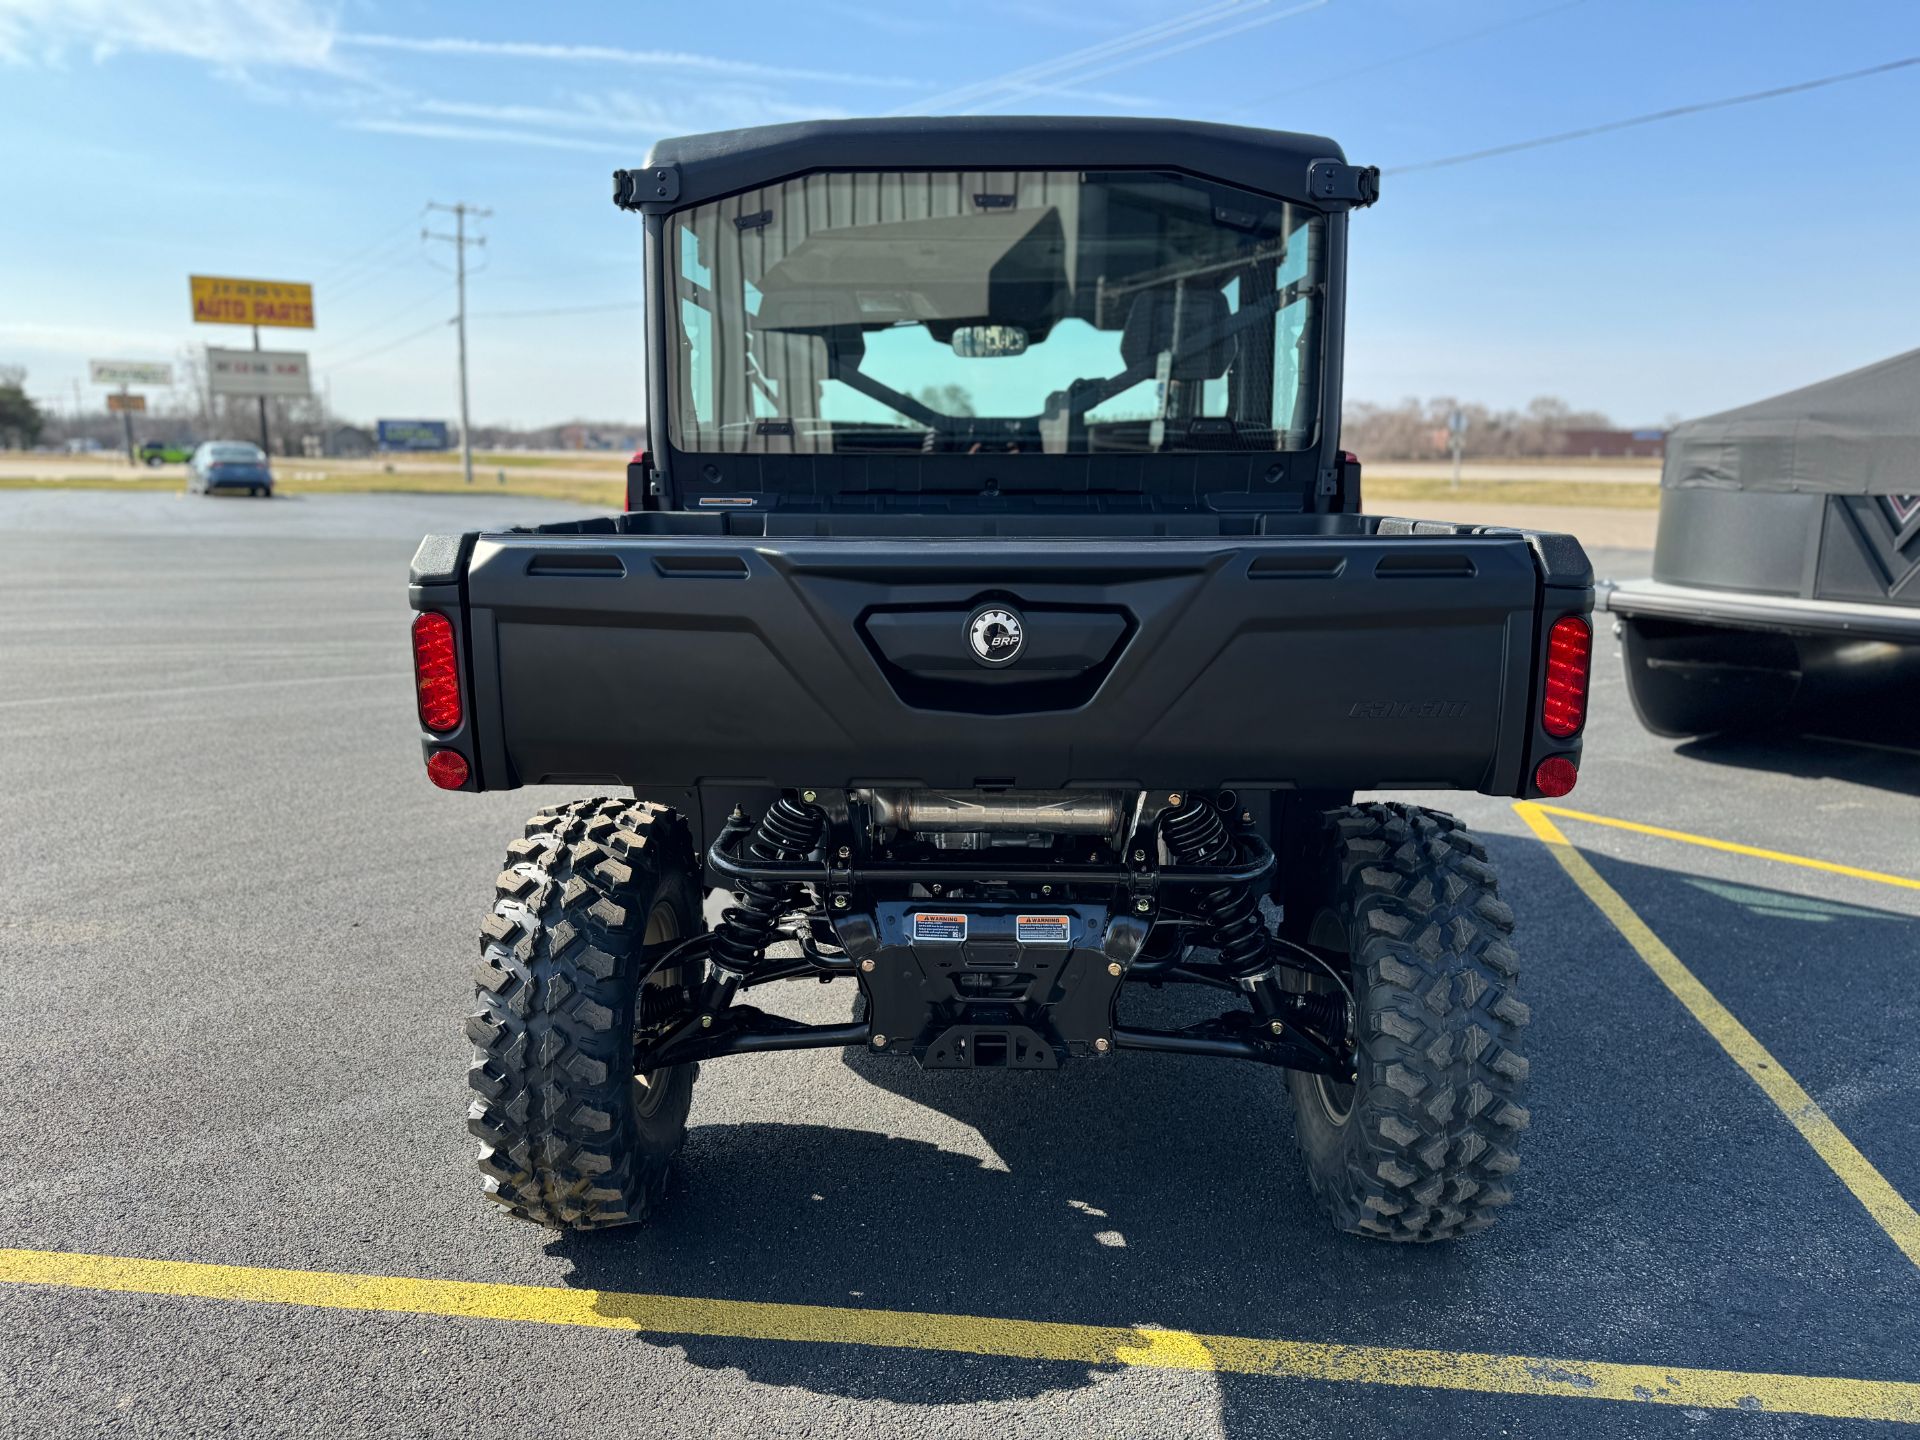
[412, 612, 462, 732]
[1534, 755, 1578, 797]
[1542, 615, 1592, 738]
[426, 749, 469, 789]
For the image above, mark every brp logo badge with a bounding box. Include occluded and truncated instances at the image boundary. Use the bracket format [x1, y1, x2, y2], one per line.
[966, 604, 1025, 667]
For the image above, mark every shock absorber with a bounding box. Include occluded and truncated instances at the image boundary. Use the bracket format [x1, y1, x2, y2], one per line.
[710, 797, 826, 979]
[1163, 799, 1351, 1054]
[1287, 989, 1347, 1035]
[1160, 799, 1270, 981]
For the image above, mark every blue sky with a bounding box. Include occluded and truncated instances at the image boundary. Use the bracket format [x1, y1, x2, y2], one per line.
[2, 0, 1917, 429]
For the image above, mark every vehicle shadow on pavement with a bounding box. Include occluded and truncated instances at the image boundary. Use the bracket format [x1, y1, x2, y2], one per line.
[542, 834, 1920, 1423]
[548, 974, 1356, 1411]
[550, 979, 1289, 1405]
[1673, 729, 1920, 797]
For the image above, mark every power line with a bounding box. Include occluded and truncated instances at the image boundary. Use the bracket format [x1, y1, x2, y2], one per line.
[313, 214, 424, 286]
[468, 301, 642, 320]
[959, 0, 1329, 113]
[324, 234, 436, 307]
[899, 0, 1276, 114]
[324, 317, 453, 372]
[1224, 0, 1589, 115]
[481, 259, 637, 286]
[1394, 54, 1920, 173]
[900, 0, 1253, 111]
[314, 288, 453, 357]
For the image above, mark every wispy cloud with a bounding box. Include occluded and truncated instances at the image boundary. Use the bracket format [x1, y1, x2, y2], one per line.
[979, 0, 1116, 29]
[414, 99, 671, 134]
[0, 5, 908, 109]
[413, 91, 842, 137]
[988, 0, 1328, 99]
[0, 319, 185, 355]
[975, 82, 1155, 109]
[812, 1, 954, 38]
[0, 0, 337, 70]
[346, 119, 627, 155]
[363, 90, 848, 158]
[335, 32, 917, 90]
[903, 0, 1328, 116]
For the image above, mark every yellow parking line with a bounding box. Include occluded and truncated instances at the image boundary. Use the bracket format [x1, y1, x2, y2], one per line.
[1515, 802, 1920, 1268]
[1530, 804, 1920, 892]
[4, 1247, 1919, 1423]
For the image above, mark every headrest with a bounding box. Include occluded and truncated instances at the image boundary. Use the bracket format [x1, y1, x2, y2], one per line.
[1120, 288, 1236, 380]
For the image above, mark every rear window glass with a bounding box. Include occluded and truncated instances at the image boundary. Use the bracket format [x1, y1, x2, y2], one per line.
[667, 169, 1325, 456]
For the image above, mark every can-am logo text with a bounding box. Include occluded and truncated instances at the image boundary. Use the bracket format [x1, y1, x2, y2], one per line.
[1349, 700, 1469, 719]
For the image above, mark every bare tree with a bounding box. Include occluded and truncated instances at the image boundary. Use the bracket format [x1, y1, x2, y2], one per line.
[1342, 395, 1618, 460]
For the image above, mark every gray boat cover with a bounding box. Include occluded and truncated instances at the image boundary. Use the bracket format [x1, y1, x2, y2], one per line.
[1663, 346, 1920, 499]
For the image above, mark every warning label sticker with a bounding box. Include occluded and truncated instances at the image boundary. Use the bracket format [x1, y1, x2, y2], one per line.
[911, 912, 968, 942]
[1015, 914, 1072, 944]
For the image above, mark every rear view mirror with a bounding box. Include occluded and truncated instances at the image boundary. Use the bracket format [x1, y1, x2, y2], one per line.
[951, 325, 1029, 358]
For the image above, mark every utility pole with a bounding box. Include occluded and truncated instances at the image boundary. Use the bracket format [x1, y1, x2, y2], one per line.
[424, 201, 490, 486]
[1447, 406, 1468, 490]
[118, 385, 136, 465]
[252, 324, 271, 455]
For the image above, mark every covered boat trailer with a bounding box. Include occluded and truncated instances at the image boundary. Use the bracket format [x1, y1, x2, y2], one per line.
[1608, 348, 1920, 736]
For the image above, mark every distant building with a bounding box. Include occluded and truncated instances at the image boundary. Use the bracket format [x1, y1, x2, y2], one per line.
[326, 425, 377, 458]
[558, 423, 644, 452]
[1559, 428, 1665, 459]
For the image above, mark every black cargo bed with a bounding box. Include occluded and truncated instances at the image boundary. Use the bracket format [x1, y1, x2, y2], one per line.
[411, 513, 1590, 797]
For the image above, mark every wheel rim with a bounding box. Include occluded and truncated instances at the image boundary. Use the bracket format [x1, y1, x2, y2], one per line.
[1312, 1070, 1356, 1126]
[1302, 908, 1358, 1126]
[1308, 978, 1358, 1124]
[632, 898, 682, 1118]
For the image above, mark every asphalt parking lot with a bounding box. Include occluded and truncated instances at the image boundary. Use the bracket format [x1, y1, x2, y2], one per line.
[2, 489, 1916, 1438]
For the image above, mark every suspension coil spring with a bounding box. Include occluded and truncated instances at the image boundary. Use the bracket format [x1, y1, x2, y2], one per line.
[1161, 801, 1270, 980]
[711, 797, 825, 976]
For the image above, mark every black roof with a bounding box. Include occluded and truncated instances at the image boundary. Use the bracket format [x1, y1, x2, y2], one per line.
[1664, 346, 1920, 497]
[618, 116, 1374, 214]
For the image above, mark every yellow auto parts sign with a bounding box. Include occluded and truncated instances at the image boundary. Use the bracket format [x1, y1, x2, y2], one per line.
[190, 275, 315, 329]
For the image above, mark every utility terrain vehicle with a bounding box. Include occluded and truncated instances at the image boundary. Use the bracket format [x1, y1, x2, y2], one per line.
[408, 118, 1592, 1242]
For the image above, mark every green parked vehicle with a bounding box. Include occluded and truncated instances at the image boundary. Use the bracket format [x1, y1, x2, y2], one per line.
[138, 440, 195, 466]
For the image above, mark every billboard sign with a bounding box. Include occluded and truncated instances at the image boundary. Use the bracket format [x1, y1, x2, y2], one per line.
[207, 347, 312, 397]
[105, 393, 148, 413]
[89, 359, 173, 387]
[377, 419, 452, 451]
[190, 275, 315, 329]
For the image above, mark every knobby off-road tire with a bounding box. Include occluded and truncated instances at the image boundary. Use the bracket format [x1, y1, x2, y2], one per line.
[1285, 803, 1530, 1242]
[467, 798, 702, 1230]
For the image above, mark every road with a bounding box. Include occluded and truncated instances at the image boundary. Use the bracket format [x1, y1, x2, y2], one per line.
[2, 491, 1916, 1438]
[1366, 459, 1661, 486]
[0, 448, 627, 486]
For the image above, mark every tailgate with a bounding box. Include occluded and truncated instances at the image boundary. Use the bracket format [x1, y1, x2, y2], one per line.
[441, 531, 1581, 795]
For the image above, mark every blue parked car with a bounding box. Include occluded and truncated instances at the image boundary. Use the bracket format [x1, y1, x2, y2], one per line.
[188, 441, 273, 497]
